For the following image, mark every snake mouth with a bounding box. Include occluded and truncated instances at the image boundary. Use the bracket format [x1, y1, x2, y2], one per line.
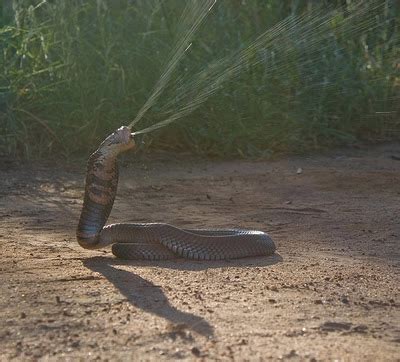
[98, 126, 135, 155]
[115, 126, 135, 147]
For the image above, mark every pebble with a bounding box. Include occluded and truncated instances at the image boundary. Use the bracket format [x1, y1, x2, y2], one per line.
[191, 347, 201, 357]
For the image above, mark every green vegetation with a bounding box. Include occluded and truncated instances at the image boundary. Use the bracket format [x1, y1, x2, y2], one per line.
[1, 0, 399, 159]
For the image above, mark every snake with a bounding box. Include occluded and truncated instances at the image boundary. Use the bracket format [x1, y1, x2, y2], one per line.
[76, 126, 276, 260]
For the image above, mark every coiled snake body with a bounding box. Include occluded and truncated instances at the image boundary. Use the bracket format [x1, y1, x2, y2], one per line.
[76, 127, 276, 260]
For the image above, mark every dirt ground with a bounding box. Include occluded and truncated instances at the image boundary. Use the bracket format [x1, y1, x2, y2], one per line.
[1, 144, 399, 361]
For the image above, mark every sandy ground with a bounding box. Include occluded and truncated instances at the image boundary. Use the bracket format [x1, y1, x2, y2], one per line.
[0, 144, 399, 361]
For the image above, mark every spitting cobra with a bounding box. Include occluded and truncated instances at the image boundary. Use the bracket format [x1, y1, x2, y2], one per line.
[76, 126, 276, 260]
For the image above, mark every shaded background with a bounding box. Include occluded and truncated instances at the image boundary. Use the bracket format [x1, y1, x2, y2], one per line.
[1, 0, 399, 159]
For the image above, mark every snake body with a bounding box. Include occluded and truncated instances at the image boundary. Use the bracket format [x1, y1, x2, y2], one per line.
[76, 126, 276, 260]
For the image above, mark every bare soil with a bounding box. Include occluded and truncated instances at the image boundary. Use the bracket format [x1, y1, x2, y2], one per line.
[1, 144, 399, 361]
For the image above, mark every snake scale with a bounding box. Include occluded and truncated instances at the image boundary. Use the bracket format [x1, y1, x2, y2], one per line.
[76, 126, 276, 260]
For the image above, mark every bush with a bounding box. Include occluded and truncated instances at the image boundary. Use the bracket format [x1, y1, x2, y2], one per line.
[1, 0, 399, 159]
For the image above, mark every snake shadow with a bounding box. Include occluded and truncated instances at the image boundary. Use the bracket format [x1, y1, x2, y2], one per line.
[91, 253, 283, 271]
[83, 254, 282, 338]
[84, 256, 215, 337]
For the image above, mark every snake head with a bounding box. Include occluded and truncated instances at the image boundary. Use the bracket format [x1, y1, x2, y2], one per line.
[98, 126, 135, 156]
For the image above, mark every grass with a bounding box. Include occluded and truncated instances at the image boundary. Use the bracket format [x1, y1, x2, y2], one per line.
[0, 0, 399, 159]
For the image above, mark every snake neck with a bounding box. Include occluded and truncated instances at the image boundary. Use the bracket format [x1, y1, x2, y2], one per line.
[76, 149, 119, 249]
[76, 126, 135, 249]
